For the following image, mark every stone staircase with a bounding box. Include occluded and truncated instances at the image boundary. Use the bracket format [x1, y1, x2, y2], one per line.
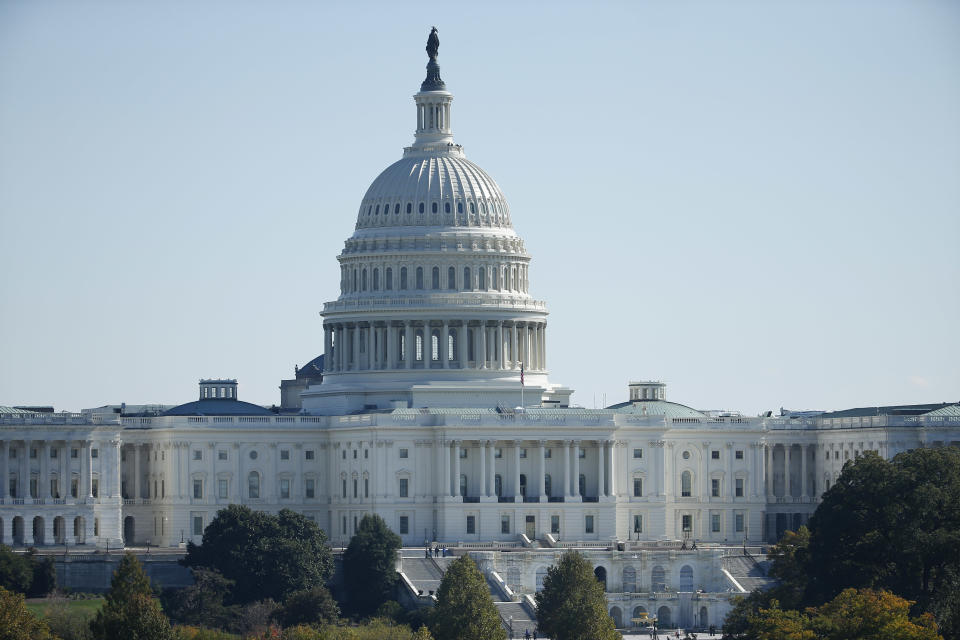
[722, 554, 777, 592]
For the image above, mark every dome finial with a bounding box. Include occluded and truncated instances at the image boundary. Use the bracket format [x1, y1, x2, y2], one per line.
[421, 27, 445, 91]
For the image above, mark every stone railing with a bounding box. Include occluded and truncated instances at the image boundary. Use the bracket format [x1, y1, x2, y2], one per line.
[322, 293, 546, 313]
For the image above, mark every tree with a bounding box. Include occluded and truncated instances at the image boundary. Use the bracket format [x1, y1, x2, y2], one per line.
[342, 514, 402, 615]
[0, 546, 34, 594]
[745, 599, 815, 640]
[766, 526, 810, 610]
[534, 550, 620, 640]
[803, 448, 960, 633]
[274, 586, 340, 627]
[27, 553, 57, 597]
[431, 555, 505, 640]
[161, 568, 235, 628]
[182, 505, 334, 604]
[89, 553, 175, 640]
[0, 586, 55, 640]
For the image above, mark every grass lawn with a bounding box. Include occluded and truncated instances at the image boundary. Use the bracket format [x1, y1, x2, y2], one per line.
[25, 597, 104, 618]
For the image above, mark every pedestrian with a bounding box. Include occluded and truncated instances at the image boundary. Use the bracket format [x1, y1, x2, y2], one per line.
[524, 630, 530, 640]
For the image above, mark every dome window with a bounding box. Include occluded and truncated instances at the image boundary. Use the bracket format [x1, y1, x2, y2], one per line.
[367, 205, 371, 215]
[445, 202, 451, 213]
[361, 269, 368, 291]
[432, 202, 438, 213]
[373, 268, 380, 291]
[431, 267, 440, 289]
[478, 268, 486, 290]
[457, 202, 463, 214]
[448, 266, 456, 290]
[463, 267, 472, 291]
[406, 203, 412, 214]
[400, 267, 408, 290]
[394, 203, 400, 214]
[385, 267, 393, 290]
[375, 205, 380, 215]
[415, 267, 424, 290]
[419, 202, 425, 214]
[470, 202, 476, 214]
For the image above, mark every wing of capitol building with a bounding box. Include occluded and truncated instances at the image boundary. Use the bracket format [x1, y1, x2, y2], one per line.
[2, 30, 959, 631]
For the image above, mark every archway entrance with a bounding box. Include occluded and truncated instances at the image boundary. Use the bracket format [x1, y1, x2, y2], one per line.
[53, 516, 65, 544]
[594, 566, 607, 591]
[610, 606, 622, 628]
[12, 516, 24, 545]
[124, 516, 135, 545]
[657, 605, 672, 628]
[32, 516, 45, 545]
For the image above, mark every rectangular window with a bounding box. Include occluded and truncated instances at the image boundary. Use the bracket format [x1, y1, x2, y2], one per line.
[30, 448, 37, 459]
[711, 513, 721, 533]
[711, 450, 720, 460]
[193, 479, 203, 499]
[364, 449, 369, 459]
[633, 448, 643, 459]
[305, 450, 315, 460]
[92, 479, 99, 498]
[305, 478, 315, 498]
[399, 478, 409, 497]
[578, 449, 586, 459]
[399, 516, 409, 535]
[466, 515, 476, 534]
[280, 478, 290, 499]
[281, 450, 290, 461]
[342, 480, 346, 498]
[30, 478, 37, 498]
[735, 450, 744, 460]
[353, 479, 358, 498]
[342, 450, 346, 459]
[91, 449, 98, 459]
[735, 512, 745, 533]
[353, 450, 357, 459]
[249, 474, 260, 499]
[551, 515, 560, 534]
[633, 514, 643, 534]
[218, 479, 228, 499]
[192, 514, 203, 536]
[364, 478, 369, 498]
[399, 448, 408, 459]
[52, 479, 59, 498]
[459, 449, 468, 459]
[50, 448, 57, 459]
[501, 514, 510, 534]
[544, 449, 552, 459]
[633, 478, 643, 497]
[218, 450, 228, 461]
[71, 448, 78, 459]
[585, 515, 594, 534]
[495, 448, 502, 459]
[711, 479, 720, 497]
[682, 514, 692, 532]
[193, 450, 202, 461]
[520, 448, 527, 459]
[70, 478, 78, 498]
[735, 478, 744, 497]
[9, 479, 16, 498]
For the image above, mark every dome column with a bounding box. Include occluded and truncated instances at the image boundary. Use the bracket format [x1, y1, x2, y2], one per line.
[365, 323, 373, 370]
[478, 321, 487, 369]
[510, 323, 519, 369]
[351, 324, 360, 371]
[496, 321, 505, 370]
[425, 322, 434, 368]
[404, 322, 414, 369]
[441, 322, 450, 368]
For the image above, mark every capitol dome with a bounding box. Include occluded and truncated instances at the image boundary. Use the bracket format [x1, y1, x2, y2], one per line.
[300, 30, 571, 416]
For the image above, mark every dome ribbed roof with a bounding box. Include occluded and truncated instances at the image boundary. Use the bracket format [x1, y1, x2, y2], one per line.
[355, 154, 512, 230]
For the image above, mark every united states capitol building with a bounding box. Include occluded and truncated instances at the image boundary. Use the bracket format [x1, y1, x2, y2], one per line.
[2, 32, 958, 630]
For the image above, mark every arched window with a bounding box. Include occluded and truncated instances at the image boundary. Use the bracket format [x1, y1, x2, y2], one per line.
[432, 202, 438, 213]
[632, 606, 647, 628]
[457, 202, 463, 214]
[400, 267, 408, 289]
[444, 202, 450, 213]
[594, 566, 607, 591]
[431, 332, 439, 361]
[352, 269, 357, 292]
[463, 267, 471, 290]
[609, 607, 622, 628]
[416, 267, 424, 289]
[385, 267, 393, 290]
[459, 474, 467, 497]
[544, 474, 552, 497]
[622, 566, 637, 593]
[415, 331, 423, 361]
[406, 203, 412, 214]
[700, 606, 708, 629]
[432, 266, 440, 289]
[366, 205, 371, 215]
[681, 471, 692, 497]
[651, 566, 666, 592]
[361, 269, 367, 291]
[679, 565, 694, 591]
[448, 266, 456, 289]
[478, 267, 486, 289]
[418, 202, 424, 213]
[248, 472, 260, 499]
[394, 203, 400, 214]
[373, 268, 379, 291]
[657, 606, 672, 627]
[375, 204, 380, 215]
[470, 202, 476, 214]
[494, 474, 502, 497]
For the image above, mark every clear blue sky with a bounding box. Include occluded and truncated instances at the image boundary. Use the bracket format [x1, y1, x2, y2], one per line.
[1, 1, 957, 414]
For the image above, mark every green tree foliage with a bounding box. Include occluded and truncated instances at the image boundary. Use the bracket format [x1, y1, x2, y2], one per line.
[0, 585, 55, 640]
[279, 619, 433, 640]
[431, 555, 505, 640]
[162, 569, 234, 629]
[27, 553, 57, 597]
[342, 514, 402, 615]
[804, 448, 960, 634]
[44, 599, 95, 640]
[723, 589, 776, 638]
[182, 505, 334, 604]
[89, 553, 174, 640]
[535, 550, 620, 640]
[274, 586, 340, 628]
[0, 546, 34, 594]
[745, 589, 942, 640]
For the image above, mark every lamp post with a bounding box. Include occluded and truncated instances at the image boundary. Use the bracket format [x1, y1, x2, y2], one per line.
[508, 615, 514, 639]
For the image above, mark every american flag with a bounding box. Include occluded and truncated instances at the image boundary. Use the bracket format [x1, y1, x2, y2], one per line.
[520, 362, 524, 386]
